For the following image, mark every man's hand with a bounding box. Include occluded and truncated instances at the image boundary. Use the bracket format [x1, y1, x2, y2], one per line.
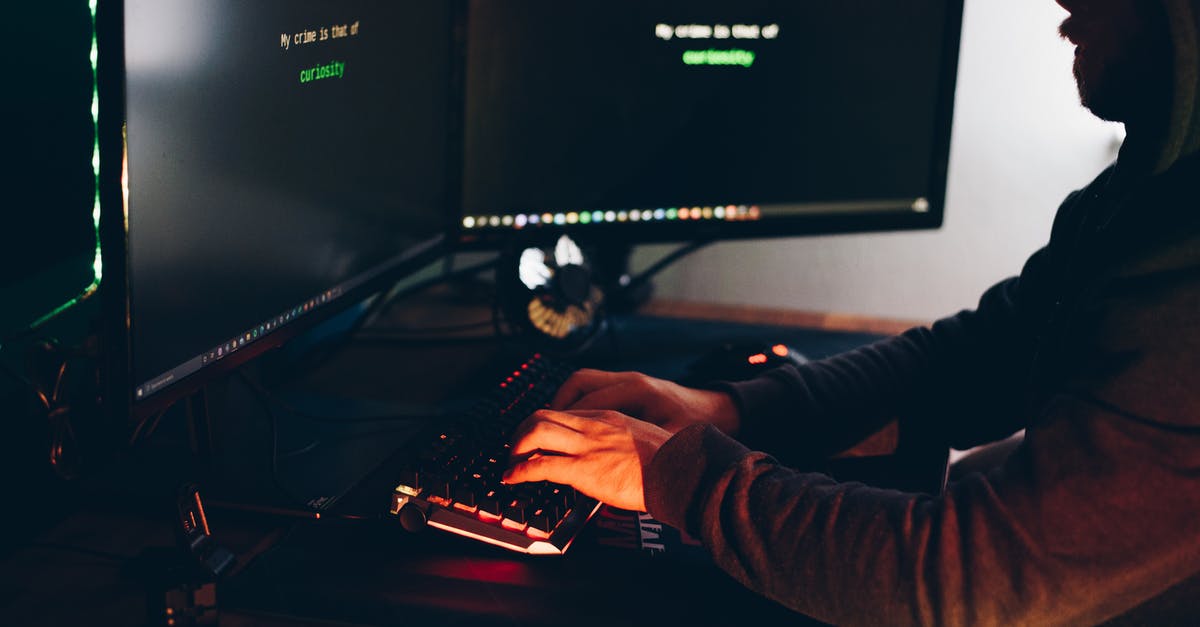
[503, 409, 672, 512]
[551, 369, 742, 435]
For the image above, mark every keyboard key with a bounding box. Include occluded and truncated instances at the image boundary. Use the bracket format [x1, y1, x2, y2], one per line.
[454, 486, 478, 507]
[503, 501, 529, 523]
[424, 474, 452, 499]
[397, 468, 419, 490]
[529, 507, 555, 533]
[478, 491, 503, 516]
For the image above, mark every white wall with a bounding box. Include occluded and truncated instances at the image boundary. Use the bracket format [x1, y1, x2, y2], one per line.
[635, 0, 1125, 322]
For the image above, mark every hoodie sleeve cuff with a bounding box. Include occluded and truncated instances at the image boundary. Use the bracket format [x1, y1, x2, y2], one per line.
[712, 366, 807, 446]
[644, 423, 754, 534]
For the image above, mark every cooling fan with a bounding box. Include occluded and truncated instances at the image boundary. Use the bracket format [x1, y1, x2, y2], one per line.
[498, 234, 606, 353]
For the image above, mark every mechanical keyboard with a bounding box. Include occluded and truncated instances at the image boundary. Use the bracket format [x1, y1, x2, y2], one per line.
[388, 353, 601, 555]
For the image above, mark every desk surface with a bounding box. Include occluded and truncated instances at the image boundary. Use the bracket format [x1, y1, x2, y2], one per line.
[1, 299, 914, 626]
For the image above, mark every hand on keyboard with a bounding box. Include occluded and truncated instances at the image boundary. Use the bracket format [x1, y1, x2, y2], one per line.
[550, 369, 742, 436]
[389, 354, 606, 554]
[504, 408, 672, 513]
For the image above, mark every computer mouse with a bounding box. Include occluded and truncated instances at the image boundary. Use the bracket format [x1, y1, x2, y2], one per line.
[679, 340, 808, 386]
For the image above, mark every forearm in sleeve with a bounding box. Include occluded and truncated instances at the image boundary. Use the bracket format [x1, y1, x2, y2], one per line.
[645, 403, 1200, 626]
[724, 278, 1037, 458]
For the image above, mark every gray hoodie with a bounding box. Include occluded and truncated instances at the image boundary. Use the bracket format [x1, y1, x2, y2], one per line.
[1157, 0, 1200, 171]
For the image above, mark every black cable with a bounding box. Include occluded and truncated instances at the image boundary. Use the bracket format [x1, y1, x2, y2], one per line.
[620, 239, 714, 298]
[279, 439, 320, 459]
[351, 255, 500, 337]
[234, 370, 431, 512]
[492, 289, 512, 342]
[266, 394, 317, 510]
[237, 370, 320, 511]
[28, 341, 82, 480]
[128, 407, 171, 446]
[295, 254, 502, 373]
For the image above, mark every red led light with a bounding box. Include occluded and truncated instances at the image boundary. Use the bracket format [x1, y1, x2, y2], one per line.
[772, 344, 789, 357]
[747, 353, 768, 365]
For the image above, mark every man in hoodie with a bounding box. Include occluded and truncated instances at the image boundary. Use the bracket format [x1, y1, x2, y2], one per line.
[504, 0, 1200, 624]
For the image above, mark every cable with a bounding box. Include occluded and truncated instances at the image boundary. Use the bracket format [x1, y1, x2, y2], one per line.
[128, 407, 171, 446]
[292, 254, 502, 373]
[350, 255, 500, 338]
[234, 370, 430, 513]
[237, 370, 321, 511]
[23, 339, 84, 480]
[620, 239, 714, 298]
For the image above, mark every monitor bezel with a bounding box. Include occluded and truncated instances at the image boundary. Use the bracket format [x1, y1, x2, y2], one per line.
[98, 0, 451, 425]
[453, 0, 963, 249]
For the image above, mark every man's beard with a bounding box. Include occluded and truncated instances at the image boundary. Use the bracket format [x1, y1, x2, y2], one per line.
[1071, 26, 1173, 127]
[1074, 54, 1126, 123]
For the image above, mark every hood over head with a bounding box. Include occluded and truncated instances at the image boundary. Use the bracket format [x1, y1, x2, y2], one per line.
[1129, 0, 1200, 175]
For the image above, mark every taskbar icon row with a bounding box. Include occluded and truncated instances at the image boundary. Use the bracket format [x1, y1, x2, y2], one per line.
[199, 287, 343, 367]
[134, 286, 344, 401]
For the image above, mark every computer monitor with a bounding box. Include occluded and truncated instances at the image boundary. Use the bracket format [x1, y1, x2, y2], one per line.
[98, 0, 454, 423]
[456, 0, 963, 247]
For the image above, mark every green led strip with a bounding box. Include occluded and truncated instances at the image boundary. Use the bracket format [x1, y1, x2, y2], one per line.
[16, 0, 104, 338]
[88, 0, 102, 288]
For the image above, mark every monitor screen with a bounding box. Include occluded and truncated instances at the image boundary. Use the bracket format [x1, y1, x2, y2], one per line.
[112, 0, 451, 409]
[458, 0, 961, 244]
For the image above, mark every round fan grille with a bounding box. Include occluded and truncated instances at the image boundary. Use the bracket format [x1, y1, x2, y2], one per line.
[500, 234, 606, 352]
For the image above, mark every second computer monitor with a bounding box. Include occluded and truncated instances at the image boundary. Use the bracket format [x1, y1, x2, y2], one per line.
[103, 0, 453, 419]
[459, 0, 962, 245]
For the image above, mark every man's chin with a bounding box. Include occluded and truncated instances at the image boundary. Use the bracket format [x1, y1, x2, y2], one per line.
[1075, 59, 1126, 123]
